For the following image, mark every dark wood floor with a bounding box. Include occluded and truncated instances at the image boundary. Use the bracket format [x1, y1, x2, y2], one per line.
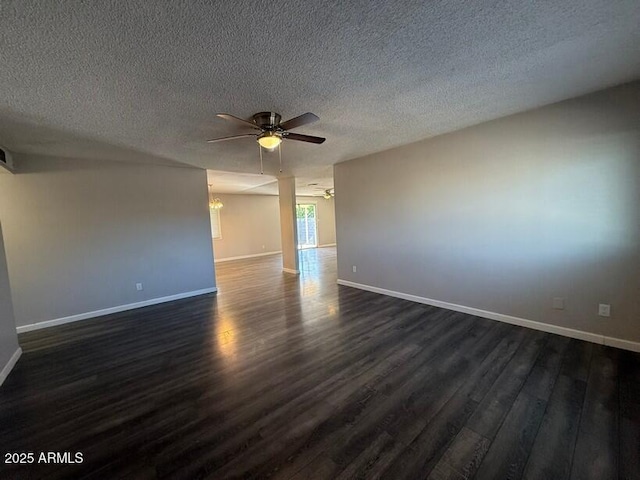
[1, 247, 639, 479]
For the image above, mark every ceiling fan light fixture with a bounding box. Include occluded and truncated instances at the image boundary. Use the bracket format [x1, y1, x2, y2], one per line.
[210, 112, 325, 173]
[257, 132, 282, 150]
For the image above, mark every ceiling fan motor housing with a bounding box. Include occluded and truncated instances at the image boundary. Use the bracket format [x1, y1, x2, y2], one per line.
[252, 112, 281, 130]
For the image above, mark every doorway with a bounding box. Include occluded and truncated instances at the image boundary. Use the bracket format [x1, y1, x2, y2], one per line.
[296, 203, 318, 249]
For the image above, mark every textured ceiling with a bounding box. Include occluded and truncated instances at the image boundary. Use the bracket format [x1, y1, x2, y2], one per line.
[206, 170, 333, 196]
[0, 0, 639, 181]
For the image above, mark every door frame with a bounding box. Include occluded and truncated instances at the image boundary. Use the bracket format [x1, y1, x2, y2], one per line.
[296, 203, 318, 249]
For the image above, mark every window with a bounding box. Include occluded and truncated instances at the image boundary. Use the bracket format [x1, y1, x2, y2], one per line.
[210, 208, 222, 239]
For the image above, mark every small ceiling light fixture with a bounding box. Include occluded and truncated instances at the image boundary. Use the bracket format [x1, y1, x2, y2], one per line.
[323, 188, 335, 199]
[257, 131, 282, 150]
[208, 184, 224, 209]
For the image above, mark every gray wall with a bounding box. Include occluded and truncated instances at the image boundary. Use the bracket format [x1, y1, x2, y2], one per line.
[335, 82, 640, 343]
[0, 155, 216, 328]
[212, 193, 336, 261]
[0, 222, 19, 375]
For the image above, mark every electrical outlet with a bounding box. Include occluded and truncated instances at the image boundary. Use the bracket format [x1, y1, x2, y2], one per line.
[352, 265, 357, 273]
[552, 297, 565, 310]
[598, 304, 610, 317]
[136, 282, 143, 291]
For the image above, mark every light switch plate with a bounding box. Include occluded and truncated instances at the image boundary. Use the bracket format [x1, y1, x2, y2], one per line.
[552, 297, 565, 310]
[598, 304, 610, 317]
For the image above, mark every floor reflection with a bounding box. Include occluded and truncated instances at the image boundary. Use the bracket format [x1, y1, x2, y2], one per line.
[215, 311, 238, 365]
[211, 247, 338, 372]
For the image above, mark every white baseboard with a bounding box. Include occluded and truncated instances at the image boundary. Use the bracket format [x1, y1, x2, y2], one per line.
[604, 336, 640, 352]
[337, 279, 640, 353]
[283, 268, 300, 275]
[0, 347, 22, 386]
[17, 287, 218, 334]
[318, 243, 337, 247]
[214, 251, 281, 263]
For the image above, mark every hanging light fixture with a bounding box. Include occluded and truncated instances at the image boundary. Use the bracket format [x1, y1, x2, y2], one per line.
[208, 184, 224, 209]
[257, 131, 282, 150]
[323, 188, 335, 199]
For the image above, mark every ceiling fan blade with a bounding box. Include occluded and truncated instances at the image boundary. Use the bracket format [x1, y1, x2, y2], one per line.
[284, 132, 326, 144]
[207, 134, 257, 143]
[279, 112, 319, 131]
[216, 113, 262, 130]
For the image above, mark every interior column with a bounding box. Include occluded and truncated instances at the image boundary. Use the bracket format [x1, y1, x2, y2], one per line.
[277, 177, 299, 274]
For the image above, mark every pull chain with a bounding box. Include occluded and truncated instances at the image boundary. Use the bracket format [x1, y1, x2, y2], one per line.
[278, 142, 282, 173]
[259, 143, 264, 174]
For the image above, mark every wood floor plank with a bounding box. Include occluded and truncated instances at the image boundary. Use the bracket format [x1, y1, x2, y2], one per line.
[473, 391, 547, 480]
[376, 392, 481, 480]
[161, 316, 476, 478]
[375, 323, 523, 479]
[521, 335, 570, 401]
[211, 315, 478, 479]
[618, 349, 640, 480]
[522, 374, 587, 480]
[620, 413, 640, 480]
[427, 427, 491, 480]
[465, 330, 548, 439]
[271, 318, 485, 478]
[570, 345, 619, 480]
[288, 452, 341, 480]
[332, 431, 402, 480]
[560, 339, 594, 382]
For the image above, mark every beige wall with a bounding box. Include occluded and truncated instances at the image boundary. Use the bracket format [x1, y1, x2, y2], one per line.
[0, 222, 19, 379]
[335, 82, 640, 343]
[212, 194, 282, 260]
[212, 193, 336, 261]
[0, 155, 216, 328]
